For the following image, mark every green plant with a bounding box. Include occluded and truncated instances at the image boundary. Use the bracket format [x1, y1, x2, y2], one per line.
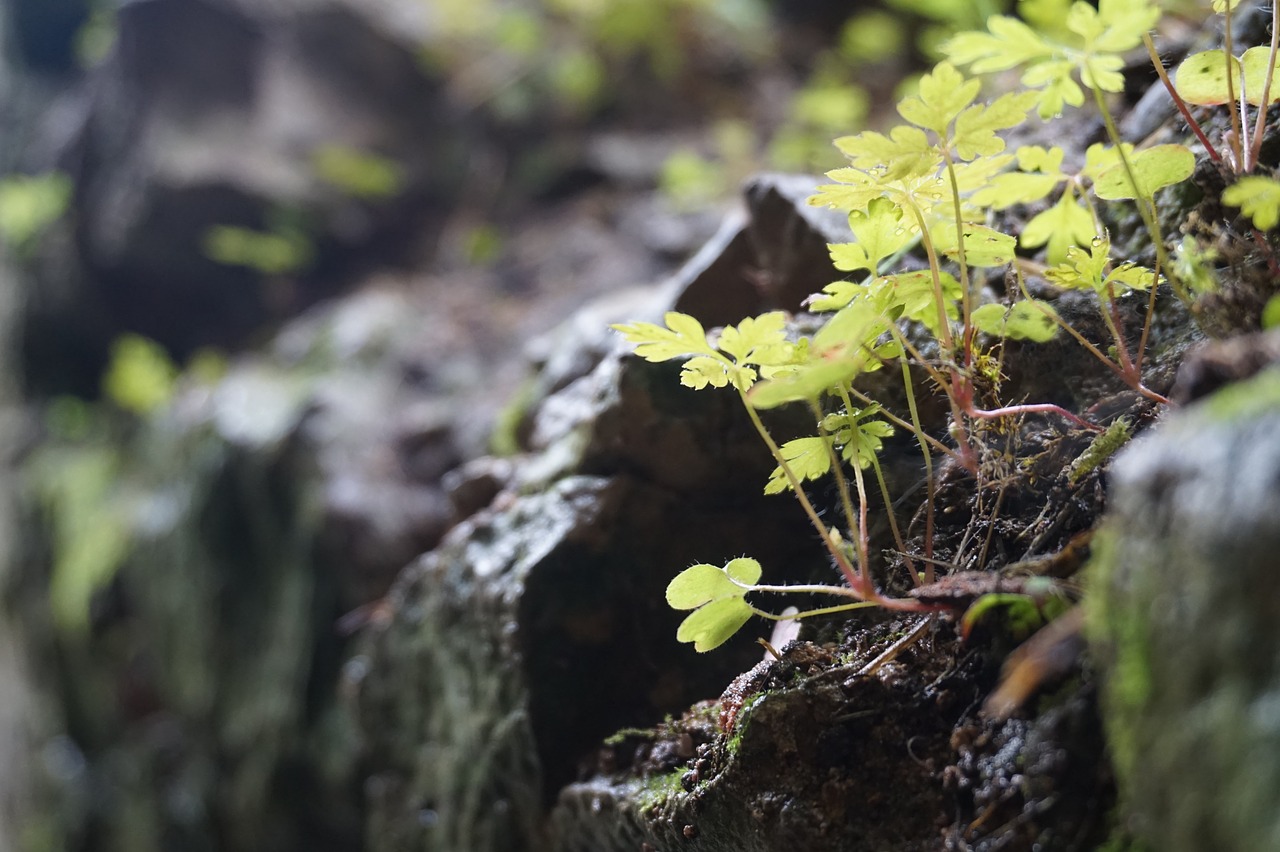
[616, 0, 1212, 653]
[203, 209, 313, 276]
[0, 172, 71, 253]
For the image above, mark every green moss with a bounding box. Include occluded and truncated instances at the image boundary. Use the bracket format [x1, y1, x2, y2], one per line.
[1083, 526, 1152, 793]
[634, 770, 686, 816]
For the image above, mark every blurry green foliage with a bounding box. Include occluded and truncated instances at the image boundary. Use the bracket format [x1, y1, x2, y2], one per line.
[461, 223, 505, 266]
[0, 172, 71, 252]
[420, 0, 768, 120]
[29, 437, 130, 635]
[886, 0, 1011, 56]
[204, 223, 312, 276]
[838, 11, 909, 64]
[1263, 293, 1280, 330]
[660, 120, 757, 209]
[312, 145, 404, 200]
[102, 334, 179, 415]
[73, 3, 118, 68]
[770, 78, 869, 172]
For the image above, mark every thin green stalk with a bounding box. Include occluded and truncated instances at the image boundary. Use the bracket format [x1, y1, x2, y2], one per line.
[810, 400, 862, 570]
[737, 389, 869, 597]
[1087, 66, 1181, 388]
[942, 152, 975, 366]
[1143, 32, 1224, 165]
[1224, 6, 1245, 170]
[898, 356, 936, 573]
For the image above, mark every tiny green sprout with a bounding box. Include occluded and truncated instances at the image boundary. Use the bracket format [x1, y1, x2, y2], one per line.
[1068, 416, 1132, 484]
[1222, 176, 1280, 231]
[667, 558, 762, 652]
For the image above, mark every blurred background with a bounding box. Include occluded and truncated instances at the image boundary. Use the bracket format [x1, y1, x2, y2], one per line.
[0, 1, 1003, 849]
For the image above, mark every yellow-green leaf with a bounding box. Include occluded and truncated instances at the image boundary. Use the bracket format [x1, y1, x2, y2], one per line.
[1175, 50, 1242, 105]
[1223, 176, 1280, 231]
[764, 437, 832, 495]
[1020, 191, 1096, 264]
[1092, 144, 1194, 201]
[971, 300, 1061, 342]
[675, 597, 756, 652]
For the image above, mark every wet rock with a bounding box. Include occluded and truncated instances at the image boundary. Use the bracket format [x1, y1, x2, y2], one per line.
[1089, 342, 1280, 851]
[20, 0, 468, 390]
[7, 286, 475, 850]
[352, 173, 877, 851]
[552, 637, 958, 852]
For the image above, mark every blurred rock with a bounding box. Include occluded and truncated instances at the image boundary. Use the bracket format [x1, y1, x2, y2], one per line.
[1089, 336, 1280, 852]
[18, 0, 468, 392]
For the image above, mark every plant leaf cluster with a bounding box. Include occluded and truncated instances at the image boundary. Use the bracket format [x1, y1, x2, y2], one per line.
[615, 0, 1242, 654]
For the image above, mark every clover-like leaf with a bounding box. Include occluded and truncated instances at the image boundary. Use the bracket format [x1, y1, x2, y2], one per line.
[674, 597, 756, 652]
[667, 558, 761, 609]
[1092, 144, 1194, 201]
[667, 557, 764, 652]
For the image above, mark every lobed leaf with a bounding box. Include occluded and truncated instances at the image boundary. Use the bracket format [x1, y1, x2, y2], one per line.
[716, 312, 789, 364]
[764, 437, 833, 495]
[613, 312, 717, 363]
[897, 62, 981, 138]
[953, 91, 1039, 160]
[1223, 176, 1280, 231]
[1020, 190, 1096, 263]
[668, 557, 764, 652]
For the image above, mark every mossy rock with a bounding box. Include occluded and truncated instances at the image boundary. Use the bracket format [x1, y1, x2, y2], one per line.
[1089, 363, 1280, 851]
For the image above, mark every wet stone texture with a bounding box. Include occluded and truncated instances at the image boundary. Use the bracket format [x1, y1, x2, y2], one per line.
[1089, 336, 1280, 852]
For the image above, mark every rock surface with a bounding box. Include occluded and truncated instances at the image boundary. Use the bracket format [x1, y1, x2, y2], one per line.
[1089, 337, 1280, 852]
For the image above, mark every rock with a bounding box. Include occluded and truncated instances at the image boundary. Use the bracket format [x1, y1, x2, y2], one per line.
[352, 173, 876, 851]
[18, 0, 469, 391]
[1088, 339, 1280, 851]
[7, 285, 480, 850]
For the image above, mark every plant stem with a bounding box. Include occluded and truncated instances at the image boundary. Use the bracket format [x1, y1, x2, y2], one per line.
[1143, 32, 1224, 165]
[738, 390, 871, 598]
[1249, 3, 1280, 171]
[897, 358, 937, 572]
[1224, 6, 1245, 170]
[811, 400, 862, 573]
